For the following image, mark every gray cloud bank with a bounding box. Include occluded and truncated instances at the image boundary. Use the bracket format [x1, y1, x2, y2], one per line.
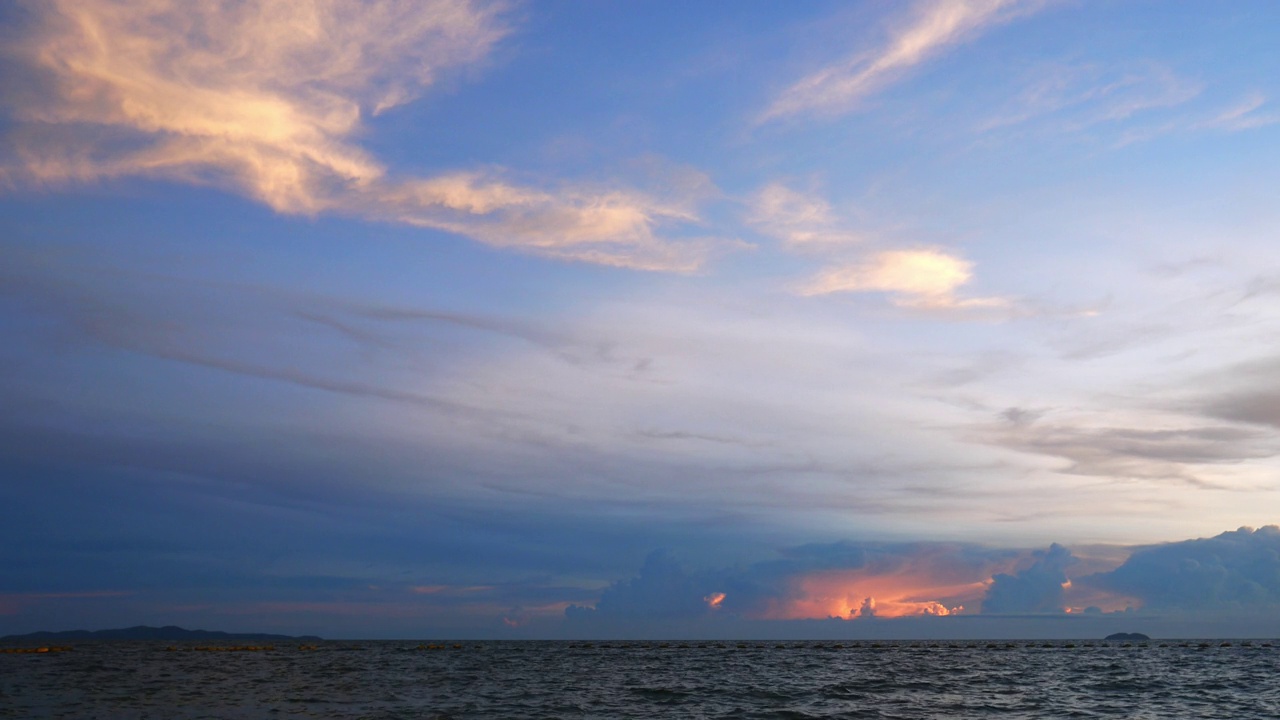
[566, 528, 1280, 636]
[1095, 526, 1280, 612]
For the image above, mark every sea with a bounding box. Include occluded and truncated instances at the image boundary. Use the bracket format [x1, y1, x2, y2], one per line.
[2, 639, 1277, 719]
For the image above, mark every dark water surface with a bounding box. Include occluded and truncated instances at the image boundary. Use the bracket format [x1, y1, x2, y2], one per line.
[3, 640, 1278, 719]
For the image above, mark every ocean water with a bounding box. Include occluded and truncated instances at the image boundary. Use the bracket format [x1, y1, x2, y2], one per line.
[2, 639, 1277, 719]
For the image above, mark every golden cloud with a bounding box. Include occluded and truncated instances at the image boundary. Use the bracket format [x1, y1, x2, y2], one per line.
[799, 248, 1008, 310]
[5, 0, 713, 271]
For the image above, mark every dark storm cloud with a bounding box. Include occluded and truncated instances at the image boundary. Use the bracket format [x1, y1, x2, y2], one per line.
[981, 543, 1075, 614]
[1092, 526, 1280, 611]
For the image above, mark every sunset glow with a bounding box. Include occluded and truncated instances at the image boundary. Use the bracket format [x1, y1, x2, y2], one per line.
[761, 570, 989, 620]
[5, 1, 1280, 640]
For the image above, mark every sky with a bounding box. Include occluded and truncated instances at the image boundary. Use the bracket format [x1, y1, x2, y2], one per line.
[3, 0, 1280, 639]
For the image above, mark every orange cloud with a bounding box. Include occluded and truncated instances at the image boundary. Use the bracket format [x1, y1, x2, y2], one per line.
[704, 592, 726, 609]
[5, 0, 716, 271]
[502, 601, 575, 628]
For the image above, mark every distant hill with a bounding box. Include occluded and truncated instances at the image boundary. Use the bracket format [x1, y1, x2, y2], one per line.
[0, 625, 322, 642]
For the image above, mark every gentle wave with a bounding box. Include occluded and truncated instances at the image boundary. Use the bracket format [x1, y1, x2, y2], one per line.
[2, 640, 1278, 719]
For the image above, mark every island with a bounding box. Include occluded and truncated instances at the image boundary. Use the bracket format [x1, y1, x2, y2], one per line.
[0, 625, 322, 643]
[1104, 632, 1151, 641]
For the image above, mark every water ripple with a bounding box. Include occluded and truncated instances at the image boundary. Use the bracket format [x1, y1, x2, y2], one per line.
[1, 640, 1278, 719]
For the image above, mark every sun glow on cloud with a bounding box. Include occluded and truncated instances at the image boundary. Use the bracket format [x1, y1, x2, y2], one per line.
[7, 0, 713, 271]
[799, 249, 1008, 310]
[762, 569, 983, 620]
[745, 183, 1007, 312]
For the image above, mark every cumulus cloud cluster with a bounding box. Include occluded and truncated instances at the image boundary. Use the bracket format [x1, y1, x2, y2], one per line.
[981, 543, 1074, 613]
[1096, 526, 1280, 611]
[569, 529, 1280, 629]
[566, 541, 1026, 626]
[565, 551, 716, 622]
[2, 0, 714, 271]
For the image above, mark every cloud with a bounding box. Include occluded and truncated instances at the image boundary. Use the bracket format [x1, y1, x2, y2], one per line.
[747, 183, 862, 246]
[746, 184, 1009, 313]
[1206, 391, 1280, 429]
[980, 62, 1202, 136]
[1001, 74, 1280, 146]
[3, 0, 714, 271]
[382, 172, 716, 272]
[762, 0, 1045, 122]
[566, 550, 717, 622]
[1198, 359, 1280, 430]
[8, 0, 498, 210]
[798, 248, 1008, 310]
[1094, 526, 1280, 611]
[1201, 93, 1280, 132]
[980, 543, 1073, 613]
[0, 261, 504, 419]
[567, 542, 1032, 625]
[982, 408, 1278, 489]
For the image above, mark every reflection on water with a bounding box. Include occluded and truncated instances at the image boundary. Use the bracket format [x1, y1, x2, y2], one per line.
[2, 640, 1278, 719]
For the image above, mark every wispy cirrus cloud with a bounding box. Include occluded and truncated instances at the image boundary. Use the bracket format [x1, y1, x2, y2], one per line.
[381, 172, 718, 272]
[982, 406, 1280, 490]
[981, 62, 1280, 147]
[979, 62, 1202, 134]
[746, 183, 864, 247]
[1200, 93, 1280, 132]
[762, 0, 1046, 122]
[8, 0, 499, 211]
[2, 0, 715, 271]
